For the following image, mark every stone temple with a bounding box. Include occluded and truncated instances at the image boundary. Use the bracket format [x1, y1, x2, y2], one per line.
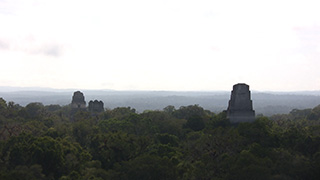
[88, 100, 104, 113]
[71, 91, 86, 109]
[227, 83, 255, 123]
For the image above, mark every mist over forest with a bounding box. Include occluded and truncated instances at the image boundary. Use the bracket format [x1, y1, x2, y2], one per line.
[1, 87, 320, 116]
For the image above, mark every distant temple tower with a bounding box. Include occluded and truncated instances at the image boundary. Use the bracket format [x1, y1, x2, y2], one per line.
[71, 91, 86, 109]
[88, 100, 104, 113]
[227, 83, 255, 123]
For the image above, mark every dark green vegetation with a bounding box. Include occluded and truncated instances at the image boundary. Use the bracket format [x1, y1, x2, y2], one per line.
[1, 97, 320, 180]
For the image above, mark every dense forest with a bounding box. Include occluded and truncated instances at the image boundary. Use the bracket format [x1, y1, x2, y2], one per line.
[1, 97, 320, 180]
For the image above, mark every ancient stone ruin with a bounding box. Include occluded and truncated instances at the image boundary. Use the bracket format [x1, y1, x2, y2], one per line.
[88, 100, 104, 113]
[227, 83, 255, 123]
[71, 91, 104, 114]
[71, 91, 86, 109]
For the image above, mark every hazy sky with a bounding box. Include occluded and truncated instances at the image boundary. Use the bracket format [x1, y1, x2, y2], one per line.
[0, 0, 319, 91]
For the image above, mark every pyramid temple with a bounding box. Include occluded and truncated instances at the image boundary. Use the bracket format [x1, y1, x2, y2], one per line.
[71, 91, 86, 109]
[227, 83, 255, 123]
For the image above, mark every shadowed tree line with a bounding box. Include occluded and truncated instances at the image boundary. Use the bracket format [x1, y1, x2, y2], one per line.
[1, 97, 320, 179]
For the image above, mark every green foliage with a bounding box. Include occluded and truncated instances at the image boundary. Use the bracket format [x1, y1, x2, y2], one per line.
[308, 105, 320, 120]
[104, 107, 136, 120]
[25, 102, 45, 120]
[237, 117, 277, 147]
[207, 111, 230, 129]
[30, 136, 65, 177]
[155, 133, 179, 146]
[1, 164, 46, 180]
[1, 97, 320, 179]
[45, 104, 62, 112]
[98, 118, 134, 133]
[141, 111, 186, 136]
[174, 105, 209, 131]
[290, 108, 312, 120]
[163, 105, 176, 114]
[227, 150, 273, 180]
[0, 98, 7, 113]
[112, 155, 179, 180]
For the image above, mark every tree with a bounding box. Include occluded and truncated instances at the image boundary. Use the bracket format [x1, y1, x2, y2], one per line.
[308, 105, 320, 120]
[237, 117, 276, 147]
[1, 164, 45, 180]
[163, 105, 176, 114]
[207, 111, 230, 129]
[226, 150, 272, 180]
[141, 111, 186, 136]
[89, 132, 143, 169]
[25, 102, 45, 120]
[0, 98, 7, 115]
[183, 114, 205, 131]
[174, 105, 211, 131]
[113, 155, 178, 180]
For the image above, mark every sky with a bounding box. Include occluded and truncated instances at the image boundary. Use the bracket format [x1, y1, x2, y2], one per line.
[0, 0, 320, 91]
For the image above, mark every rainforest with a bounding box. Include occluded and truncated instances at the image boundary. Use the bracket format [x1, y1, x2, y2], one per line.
[1, 98, 320, 179]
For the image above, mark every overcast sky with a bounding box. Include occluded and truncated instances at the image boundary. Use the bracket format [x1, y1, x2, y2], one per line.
[0, 0, 319, 91]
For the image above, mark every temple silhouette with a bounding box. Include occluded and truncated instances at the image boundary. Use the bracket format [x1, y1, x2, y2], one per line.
[71, 91, 104, 113]
[227, 83, 255, 123]
[70, 83, 256, 123]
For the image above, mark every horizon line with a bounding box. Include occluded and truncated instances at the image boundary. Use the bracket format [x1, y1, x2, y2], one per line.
[0, 85, 320, 94]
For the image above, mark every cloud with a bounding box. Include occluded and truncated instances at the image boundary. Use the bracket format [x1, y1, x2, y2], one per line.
[293, 26, 320, 61]
[294, 26, 320, 50]
[0, 36, 64, 57]
[33, 44, 64, 57]
[0, 39, 9, 50]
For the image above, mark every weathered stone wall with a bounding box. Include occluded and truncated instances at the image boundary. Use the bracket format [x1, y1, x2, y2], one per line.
[227, 83, 255, 122]
[71, 91, 86, 109]
[88, 100, 104, 113]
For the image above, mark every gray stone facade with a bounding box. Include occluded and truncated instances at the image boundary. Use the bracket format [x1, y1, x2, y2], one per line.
[71, 91, 86, 109]
[227, 83, 255, 123]
[88, 100, 104, 113]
